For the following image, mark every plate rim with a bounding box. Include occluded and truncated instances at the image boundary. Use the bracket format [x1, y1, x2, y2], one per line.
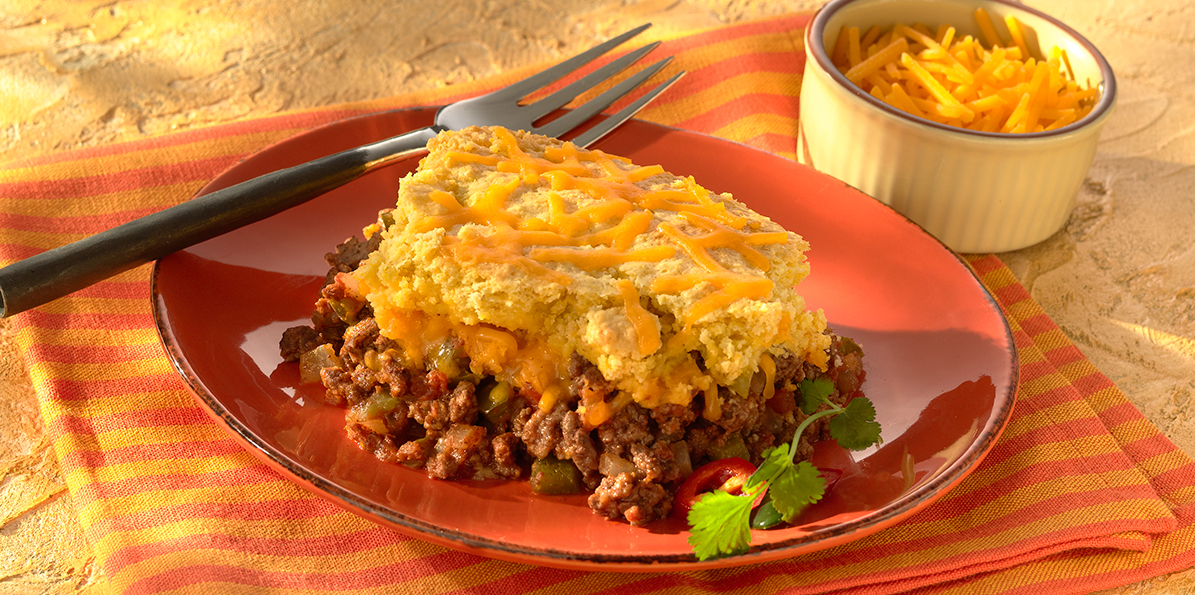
[151, 106, 1019, 571]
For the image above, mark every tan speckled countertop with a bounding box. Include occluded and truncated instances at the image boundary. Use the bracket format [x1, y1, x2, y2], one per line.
[1, 1, 1192, 592]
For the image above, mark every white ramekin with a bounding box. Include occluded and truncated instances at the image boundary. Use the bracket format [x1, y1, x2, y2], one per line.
[797, 0, 1117, 253]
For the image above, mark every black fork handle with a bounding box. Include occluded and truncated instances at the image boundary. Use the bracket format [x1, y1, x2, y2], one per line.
[0, 126, 441, 318]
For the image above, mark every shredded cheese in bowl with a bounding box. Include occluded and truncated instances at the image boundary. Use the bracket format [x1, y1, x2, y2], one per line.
[831, 8, 1099, 133]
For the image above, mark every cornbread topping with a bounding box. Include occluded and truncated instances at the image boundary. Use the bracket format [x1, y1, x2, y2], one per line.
[280, 125, 865, 527]
[355, 126, 829, 422]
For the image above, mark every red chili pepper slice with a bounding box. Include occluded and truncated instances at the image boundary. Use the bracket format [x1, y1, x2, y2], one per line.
[673, 457, 757, 518]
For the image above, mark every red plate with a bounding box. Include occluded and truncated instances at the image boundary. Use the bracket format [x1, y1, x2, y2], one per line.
[151, 108, 1017, 571]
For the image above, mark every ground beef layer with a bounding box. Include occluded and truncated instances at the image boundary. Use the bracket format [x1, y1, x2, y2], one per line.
[281, 239, 864, 526]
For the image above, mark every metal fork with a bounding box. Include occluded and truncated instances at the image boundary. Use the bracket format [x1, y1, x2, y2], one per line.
[0, 24, 682, 317]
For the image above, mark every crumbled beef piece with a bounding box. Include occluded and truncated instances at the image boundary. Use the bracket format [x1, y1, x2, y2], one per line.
[348, 428, 399, 464]
[521, 403, 600, 486]
[280, 271, 369, 362]
[743, 425, 778, 463]
[410, 370, 449, 401]
[384, 401, 411, 435]
[509, 404, 534, 437]
[448, 382, 478, 425]
[803, 362, 825, 384]
[320, 274, 367, 322]
[339, 318, 380, 366]
[323, 234, 383, 285]
[488, 432, 522, 479]
[279, 326, 322, 362]
[774, 353, 805, 386]
[350, 365, 377, 391]
[413, 399, 451, 432]
[321, 367, 367, 406]
[628, 441, 681, 484]
[559, 409, 600, 487]
[650, 403, 696, 442]
[426, 425, 485, 479]
[568, 353, 614, 403]
[588, 473, 671, 526]
[596, 403, 652, 457]
[521, 404, 567, 460]
[311, 298, 348, 345]
[392, 371, 458, 434]
[375, 352, 409, 399]
[716, 387, 765, 434]
[682, 419, 722, 462]
[396, 436, 433, 467]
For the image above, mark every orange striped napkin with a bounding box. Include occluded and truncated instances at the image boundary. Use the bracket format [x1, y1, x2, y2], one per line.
[4, 13, 1195, 594]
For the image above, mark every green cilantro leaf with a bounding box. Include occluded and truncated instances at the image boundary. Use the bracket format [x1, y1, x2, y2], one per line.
[828, 396, 883, 450]
[768, 460, 826, 522]
[798, 377, 835, 415]
[748, 444, 791, 490]
[687, 488, 758, 560]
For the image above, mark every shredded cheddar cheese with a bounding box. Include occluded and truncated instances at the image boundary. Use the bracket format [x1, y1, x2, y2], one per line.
[759, 353, 776, 401]
[832, 9, 1099, 132]
[616, 279, 662, 358]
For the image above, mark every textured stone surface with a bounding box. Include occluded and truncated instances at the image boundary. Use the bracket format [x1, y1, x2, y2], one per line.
[0, 0, 1192, 592]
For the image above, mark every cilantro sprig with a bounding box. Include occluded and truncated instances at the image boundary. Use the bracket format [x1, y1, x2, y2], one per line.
[686, 376, 883, 560]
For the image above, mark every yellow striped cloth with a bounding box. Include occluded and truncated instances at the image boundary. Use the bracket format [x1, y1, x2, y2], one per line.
[3, 13, 1194, 594]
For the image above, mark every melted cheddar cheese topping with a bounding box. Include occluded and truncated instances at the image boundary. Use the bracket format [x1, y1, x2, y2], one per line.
[354, 126, 830, 424]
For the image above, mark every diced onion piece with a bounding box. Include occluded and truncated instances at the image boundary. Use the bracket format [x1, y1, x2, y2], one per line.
[356, 418, 388, 434]
[599, 452, 638, 477]
[300, 344, 342, 385]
